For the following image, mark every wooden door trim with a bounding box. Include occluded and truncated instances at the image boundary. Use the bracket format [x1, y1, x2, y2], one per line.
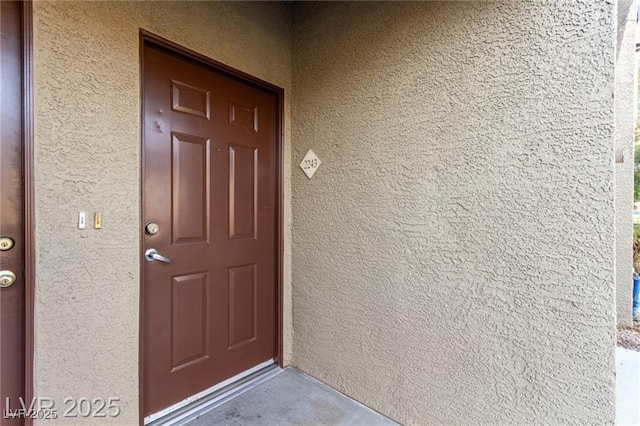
[138, 30, 285, 424]
[22, 1, 35, 425]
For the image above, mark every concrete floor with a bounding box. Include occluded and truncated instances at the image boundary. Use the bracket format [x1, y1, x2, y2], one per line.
[617, 348, 640, 426]
[180, 352, 640, 425]
[185, 368, 397, 426]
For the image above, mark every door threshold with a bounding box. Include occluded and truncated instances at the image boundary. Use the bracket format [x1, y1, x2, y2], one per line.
[144, 360, 280, 426]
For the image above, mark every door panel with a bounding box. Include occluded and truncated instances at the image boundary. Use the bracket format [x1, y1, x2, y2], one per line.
[229, 145, 258, 239]
[170, 272, 209, 372]
[171, 132, 210, 243]
[143, 45, 277, 416]
[0, 1, 25, 424]
[228, 264, 257, 349]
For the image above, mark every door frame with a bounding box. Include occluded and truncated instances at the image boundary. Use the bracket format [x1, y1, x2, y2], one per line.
[13, 1, 36, 425]
[138, 30, 285, 423]
[23, 2, 35, 423]
[3, 0, 36, 424]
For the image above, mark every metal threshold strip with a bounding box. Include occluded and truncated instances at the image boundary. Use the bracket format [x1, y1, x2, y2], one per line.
[145, 360, 281, 426]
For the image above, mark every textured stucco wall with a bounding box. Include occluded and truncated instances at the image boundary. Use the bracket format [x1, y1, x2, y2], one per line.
[33, 2, 292, 424]
[615, 1, 637, 326]
[292, 2, 616, 424]
[617, 0, 636, 55]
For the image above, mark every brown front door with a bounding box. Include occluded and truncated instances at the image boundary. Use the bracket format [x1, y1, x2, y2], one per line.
[0, 1, 25, 424]
[142, 44, 278, 416]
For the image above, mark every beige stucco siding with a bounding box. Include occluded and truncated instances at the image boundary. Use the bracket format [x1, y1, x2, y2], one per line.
[32, 1, 621, 424]
[291, 2, 616, 425]
[33, 2, 292, 424]
[615, 1, 637, 326]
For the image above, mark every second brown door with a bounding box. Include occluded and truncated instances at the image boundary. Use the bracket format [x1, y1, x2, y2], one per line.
[142, 44, 277, 416]
[1, 2, 25, 425]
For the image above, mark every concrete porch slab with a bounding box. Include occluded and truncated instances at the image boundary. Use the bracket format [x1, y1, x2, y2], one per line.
[180, 351, 640, 426]
[184, 367, 397, 425]
[617, 347, 640, 426]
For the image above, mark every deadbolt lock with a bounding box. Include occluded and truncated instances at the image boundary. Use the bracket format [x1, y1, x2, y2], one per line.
[0, 237, 14, 251]
[0, 271, 16, 288]
[145, 222, 160, 235]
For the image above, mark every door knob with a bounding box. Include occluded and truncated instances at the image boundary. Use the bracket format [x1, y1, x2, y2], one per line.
[0, 237, 14, 251]
[145, 248, 172, 263]
[145, 222, 159, 235]
[0, 271, 16, 287]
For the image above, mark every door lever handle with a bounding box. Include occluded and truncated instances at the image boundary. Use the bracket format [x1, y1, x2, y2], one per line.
[145, 248, 172, 263]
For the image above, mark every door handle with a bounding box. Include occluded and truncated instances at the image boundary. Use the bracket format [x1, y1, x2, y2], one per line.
[145, 248, 172, 263]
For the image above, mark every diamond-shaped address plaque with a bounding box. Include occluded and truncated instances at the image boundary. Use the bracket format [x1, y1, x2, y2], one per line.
[300, 149, 322, 179]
